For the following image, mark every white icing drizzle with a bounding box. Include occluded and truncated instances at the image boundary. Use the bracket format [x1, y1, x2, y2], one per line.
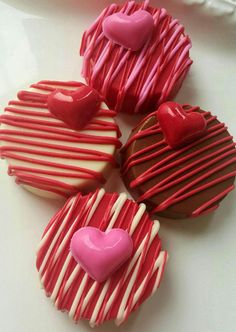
[39, 196, 77, 276]
[37, 190, 167, 326]
[69, 273, 89, 318]
[51, 190, 107, 304]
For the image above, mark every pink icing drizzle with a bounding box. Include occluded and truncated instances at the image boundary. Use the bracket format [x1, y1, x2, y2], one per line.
[80, 1, 192, 113]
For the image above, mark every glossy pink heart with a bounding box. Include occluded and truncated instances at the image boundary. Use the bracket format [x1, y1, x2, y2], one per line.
[157, 102, 207, 149]
[102, 10, 154, 51]
[47, 84, 100, 130]
[70, 227, 133, 283]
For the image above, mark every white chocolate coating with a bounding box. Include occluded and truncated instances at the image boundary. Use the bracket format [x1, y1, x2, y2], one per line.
[0, 81, 120, 198]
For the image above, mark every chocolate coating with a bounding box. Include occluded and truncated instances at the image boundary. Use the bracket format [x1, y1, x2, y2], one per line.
[121, 106, 236, 219]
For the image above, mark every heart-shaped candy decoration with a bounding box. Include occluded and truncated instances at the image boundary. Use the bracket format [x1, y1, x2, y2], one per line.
[70, 227, 133, 283]
[157, 102, 207, 149]
[47, 84, 100, 130]
[102, 10, 154, 51]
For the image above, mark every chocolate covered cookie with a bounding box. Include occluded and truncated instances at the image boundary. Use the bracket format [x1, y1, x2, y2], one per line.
[121, 102, 236, 219]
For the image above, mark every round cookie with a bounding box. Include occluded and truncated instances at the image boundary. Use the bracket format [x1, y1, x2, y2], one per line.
[80, 1, 192, 114]
[121, 102, 236, 219]
[0, 80, 121, 199]
[36, 189, 167, 326]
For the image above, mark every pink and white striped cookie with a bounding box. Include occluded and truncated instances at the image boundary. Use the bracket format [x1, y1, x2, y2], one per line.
[80, 0, 192, 114]
[36, 189, 168, 326]
[0, 81, 121, 199]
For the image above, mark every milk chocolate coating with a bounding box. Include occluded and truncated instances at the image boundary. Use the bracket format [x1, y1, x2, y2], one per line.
[121, 107, 236, 219]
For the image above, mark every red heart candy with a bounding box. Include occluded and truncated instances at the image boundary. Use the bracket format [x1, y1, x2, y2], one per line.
[47, 84, 100, 130]
[157, 102, 207, 149]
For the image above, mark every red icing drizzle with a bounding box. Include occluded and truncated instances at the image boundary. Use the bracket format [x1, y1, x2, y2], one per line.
[80, 1, 192, 113]
[36, 190, 167, 325]
[122, 106, 236, 217]
[0, 81, 121, 197]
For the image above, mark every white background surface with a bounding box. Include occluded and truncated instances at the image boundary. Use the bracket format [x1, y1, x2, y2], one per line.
[0, 1, 236, 332]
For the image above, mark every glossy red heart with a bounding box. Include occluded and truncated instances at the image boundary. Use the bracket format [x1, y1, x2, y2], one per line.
[157, 102, 207, 149]
[47, 84, 100, 130]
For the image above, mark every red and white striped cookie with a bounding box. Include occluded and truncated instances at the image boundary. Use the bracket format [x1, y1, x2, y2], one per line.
[0, 81, 121, 199]
[36, 189, 168, 326]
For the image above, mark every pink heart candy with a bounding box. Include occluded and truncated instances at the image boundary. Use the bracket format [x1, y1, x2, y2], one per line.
[102, 10, 154, 51]
[70, 227, 133, 283]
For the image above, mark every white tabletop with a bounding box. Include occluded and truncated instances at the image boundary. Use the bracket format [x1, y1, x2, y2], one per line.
[0, 1, 236, 332]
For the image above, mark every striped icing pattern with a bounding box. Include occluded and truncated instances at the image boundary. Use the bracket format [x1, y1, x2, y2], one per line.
[0, 81, 121, 198]
[36, 189, 167, 326]
[80, 0, 192, 113]
[122, 106, 236, 217]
